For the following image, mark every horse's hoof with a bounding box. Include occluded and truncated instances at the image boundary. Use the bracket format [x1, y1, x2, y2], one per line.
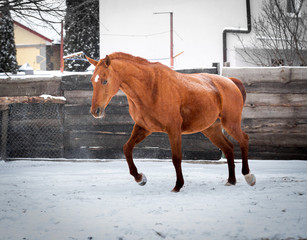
[137, 173, 147, 186]
[225, 182, 235, 186]
[225, 178, 236, 186]
[244, 173, 256, 186]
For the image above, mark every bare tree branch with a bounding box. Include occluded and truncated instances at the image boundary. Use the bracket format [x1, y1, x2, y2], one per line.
[1, 0, 66, 35]
[237, 0, 307, 66]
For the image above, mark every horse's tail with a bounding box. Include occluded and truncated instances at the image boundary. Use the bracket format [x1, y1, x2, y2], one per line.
[229, 77, 246, 104]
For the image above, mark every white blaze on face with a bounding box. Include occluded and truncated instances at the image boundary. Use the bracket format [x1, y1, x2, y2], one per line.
[94, 74, 99, 83]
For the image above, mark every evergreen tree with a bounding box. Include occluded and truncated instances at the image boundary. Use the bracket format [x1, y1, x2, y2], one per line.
[0, 4, 18, 74]
[64, 0, 99, 71]
[0, 0, 64, 74]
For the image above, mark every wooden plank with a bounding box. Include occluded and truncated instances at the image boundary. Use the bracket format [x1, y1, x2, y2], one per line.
[65, 130, 220, 152]
[249, 133, 307, 147]
[65, 123, 134, 132]
[64, 103, 129, 115]
[0, 96, 66, 105]
[68, 130, 214, 146]
[61, 74, 92, 91]
[64, 113, 134, 127]
[241, 118, 307, 134]
[176, 68, 217, 74]
[246, 93, 307, 106]
[226, 132, 307, 148]
[64, 147, 126, 159]
[63, 146, 220, 160]
[64, 90, 93, 104]
[64, 90, 128, 105]
[0, 78, 62, 97]
[248, 146, 307, 160]
[223, 145, 307, 160]
[242, 106, 307, 119]
[223, 67, 307, 94]
[222, 66, 307, 83]
[244, 80, 307, 94]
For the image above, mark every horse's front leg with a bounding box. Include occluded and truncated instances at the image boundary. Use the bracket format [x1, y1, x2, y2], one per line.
[123, 124, 151, 185]
[168, 129, 184, 192]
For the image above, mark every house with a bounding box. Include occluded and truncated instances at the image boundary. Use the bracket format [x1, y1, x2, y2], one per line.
[13, 21, 60, 71]
[99, 0, 306, 69]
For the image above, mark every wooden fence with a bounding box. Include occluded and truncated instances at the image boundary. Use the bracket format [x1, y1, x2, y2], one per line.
[0, 67, 220, 160]
[61, 69, 220, 160]
[0, 77, 64, 160]
[1, 66, 306, 160]
[223, 67, 307, 160]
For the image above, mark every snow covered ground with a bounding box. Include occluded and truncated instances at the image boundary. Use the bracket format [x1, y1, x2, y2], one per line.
[0, 159, 306, 240]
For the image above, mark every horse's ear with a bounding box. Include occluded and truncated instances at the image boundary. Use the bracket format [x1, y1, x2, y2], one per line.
[85, 55, 98, 66]
[104, 55, 111, 68]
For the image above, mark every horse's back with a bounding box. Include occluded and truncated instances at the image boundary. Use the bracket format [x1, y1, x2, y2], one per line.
[184, 73, 245, 120]
[196, 73, 244, 105]
[202, 74, 245, 122]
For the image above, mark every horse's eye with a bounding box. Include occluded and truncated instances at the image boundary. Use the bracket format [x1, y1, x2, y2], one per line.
[102, 80, 108, 85]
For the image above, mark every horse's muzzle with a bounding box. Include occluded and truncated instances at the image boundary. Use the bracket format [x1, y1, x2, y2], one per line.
[91, 106, 106, 119]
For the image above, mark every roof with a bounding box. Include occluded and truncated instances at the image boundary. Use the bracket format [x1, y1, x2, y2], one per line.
[13, 20, 53, 43]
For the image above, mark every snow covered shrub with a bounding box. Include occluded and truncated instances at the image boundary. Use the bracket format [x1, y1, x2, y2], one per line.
[64, 0, 99, 72]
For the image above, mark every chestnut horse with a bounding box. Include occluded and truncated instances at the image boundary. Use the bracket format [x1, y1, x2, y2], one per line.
[86, 52, 256, 192]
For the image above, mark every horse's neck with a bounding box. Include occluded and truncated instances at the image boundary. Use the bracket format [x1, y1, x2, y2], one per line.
[116, 60, 153, 101]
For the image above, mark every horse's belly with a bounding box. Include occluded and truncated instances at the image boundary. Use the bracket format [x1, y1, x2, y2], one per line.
[130, 109, 167, 133]
[180, 105, 219, 134]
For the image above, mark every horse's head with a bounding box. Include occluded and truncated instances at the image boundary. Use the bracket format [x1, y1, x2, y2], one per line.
[86, 55, 120, 118]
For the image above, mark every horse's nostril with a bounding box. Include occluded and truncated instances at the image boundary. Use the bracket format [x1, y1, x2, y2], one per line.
[95, 108, 100, 116]
[91, 106, 105, 119]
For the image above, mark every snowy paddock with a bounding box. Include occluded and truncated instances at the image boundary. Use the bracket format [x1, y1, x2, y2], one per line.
[0, 159, 306, 240]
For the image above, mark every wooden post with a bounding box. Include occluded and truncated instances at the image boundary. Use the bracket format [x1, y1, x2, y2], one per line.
[1, 106, 9, 161]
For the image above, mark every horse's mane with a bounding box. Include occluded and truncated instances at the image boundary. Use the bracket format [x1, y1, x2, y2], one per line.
[109, 52, 151, 65]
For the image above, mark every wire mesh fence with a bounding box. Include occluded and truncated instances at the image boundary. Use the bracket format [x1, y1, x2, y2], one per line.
[1, 102, 64, 160]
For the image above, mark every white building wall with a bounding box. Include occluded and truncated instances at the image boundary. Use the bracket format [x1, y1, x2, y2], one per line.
[227, 0, 263, 67]
[99, 0, 262, 69]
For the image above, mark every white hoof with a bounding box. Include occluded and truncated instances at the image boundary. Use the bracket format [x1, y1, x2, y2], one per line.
[138, 173, 147, 186]
[244, 173, 256, 186]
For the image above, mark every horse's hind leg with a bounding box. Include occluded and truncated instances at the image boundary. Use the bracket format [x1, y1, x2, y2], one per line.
[202, 121, 236, 185]
[168, 130, 184, 192]
[123, 124, 151, 185]
[221, 118, 256, 186]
